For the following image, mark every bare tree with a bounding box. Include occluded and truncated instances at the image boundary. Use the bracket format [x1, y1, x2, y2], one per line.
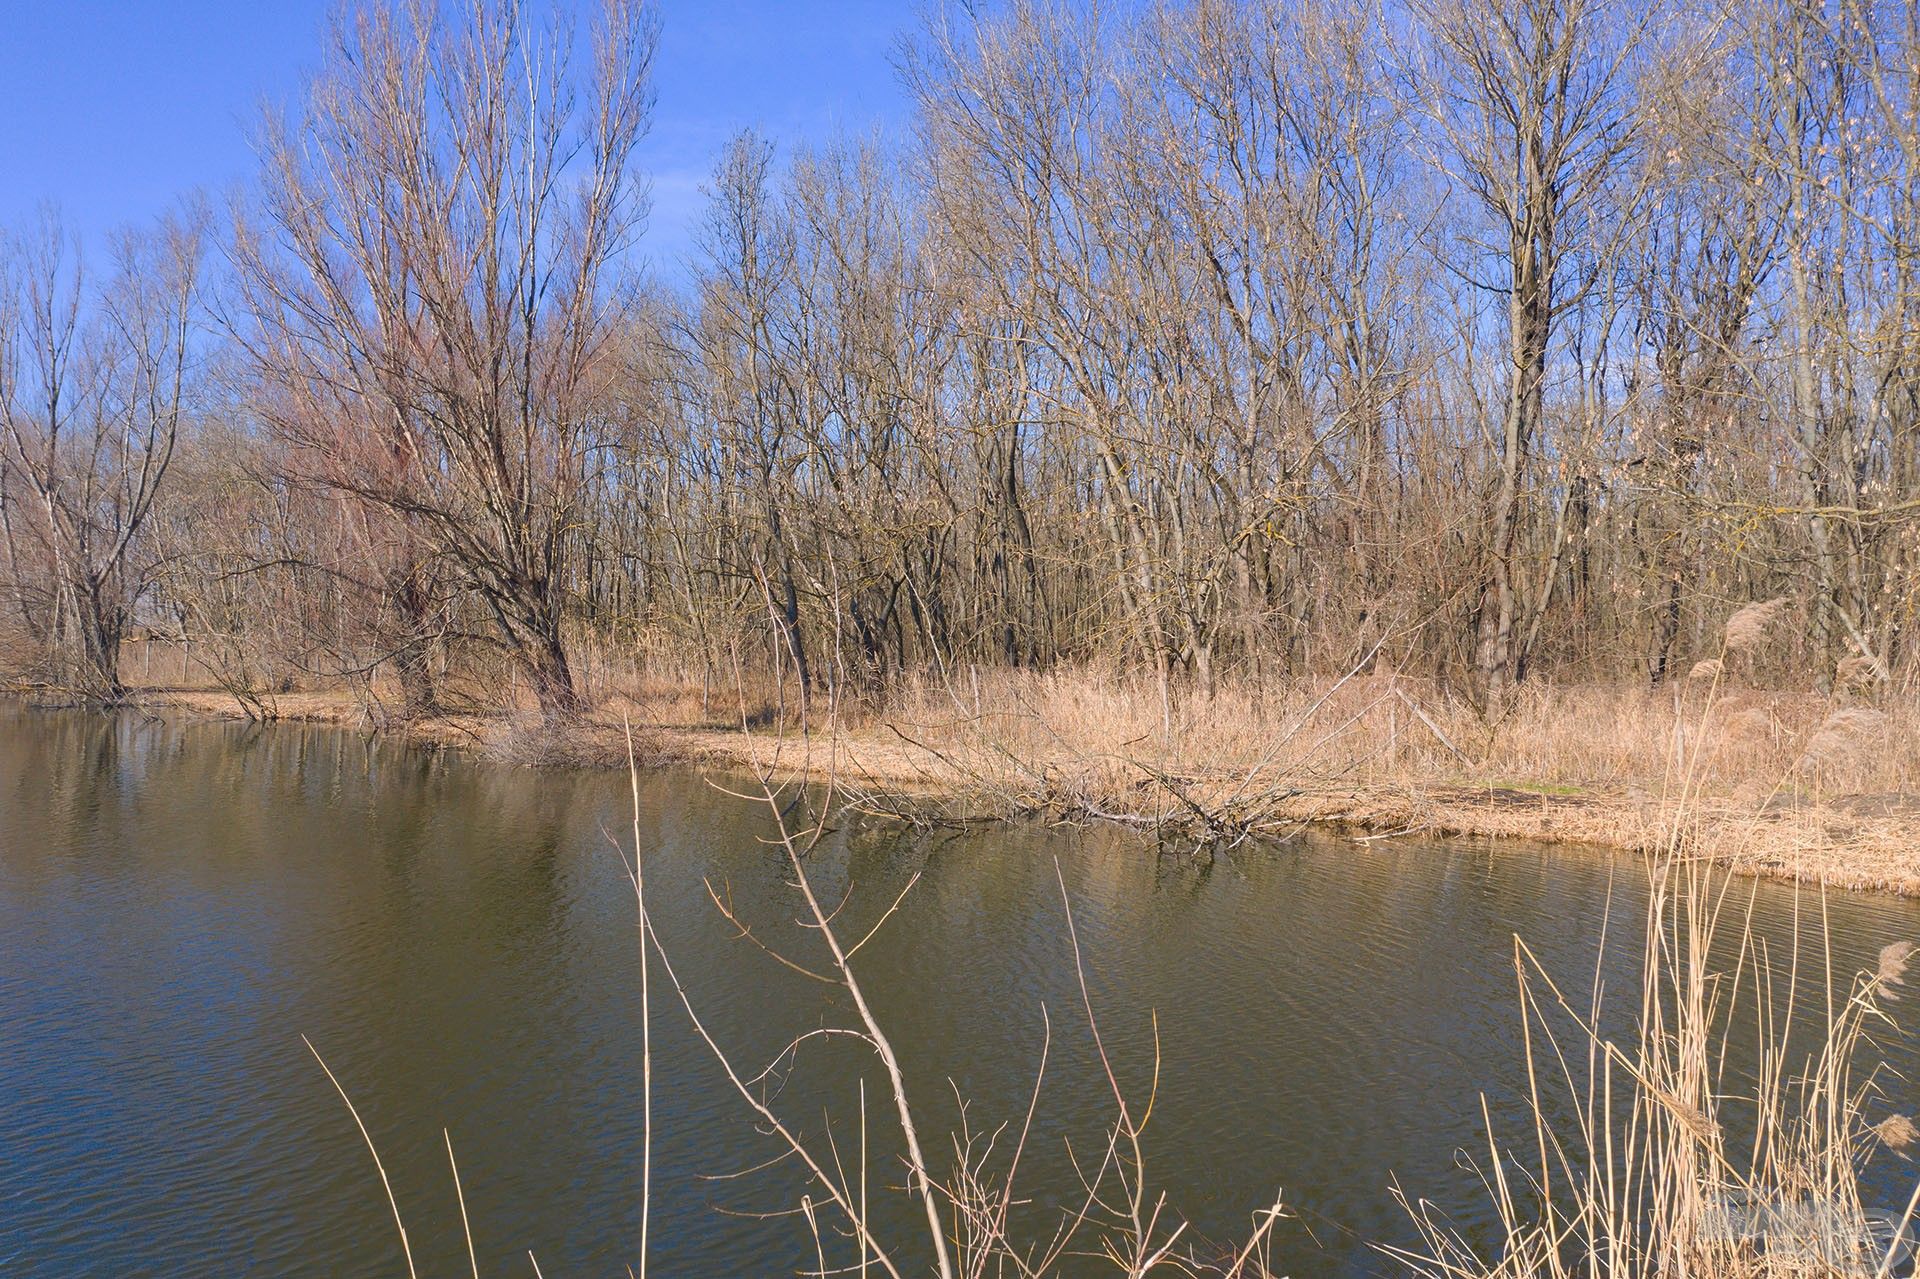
[0, 209, 207, 702]
[231, 0, 657, 717]
[41, 0, 1920, 722]
[1407, 0, 1655, 708]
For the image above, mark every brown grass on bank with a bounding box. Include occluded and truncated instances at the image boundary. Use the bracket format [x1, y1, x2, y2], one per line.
[28, 625, 1920, 893]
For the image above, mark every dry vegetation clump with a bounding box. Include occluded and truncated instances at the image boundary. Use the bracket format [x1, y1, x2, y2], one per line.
[1719, 705, 1780, 744]
[1723, 598, 1790, 657]
[1398, 855, 1920, 1279]
[1838, 654, 1891, 693]
[1876, 941, 1916, 995]
[1801, 710, 1894, 777]
[484, 711, 630, 769]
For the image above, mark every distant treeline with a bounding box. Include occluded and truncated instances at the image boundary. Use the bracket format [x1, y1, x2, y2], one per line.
[3, 0, 1918, 715]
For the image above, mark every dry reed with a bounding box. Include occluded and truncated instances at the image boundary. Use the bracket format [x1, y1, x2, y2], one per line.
[1390, 658, 1920, 1279]
[1724, 599, 1789, 656]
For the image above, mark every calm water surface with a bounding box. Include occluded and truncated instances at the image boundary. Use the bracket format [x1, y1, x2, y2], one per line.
[4, 707, 1919, 1277]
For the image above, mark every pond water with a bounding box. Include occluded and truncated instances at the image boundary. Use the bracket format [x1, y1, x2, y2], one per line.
[3, 706, 1918, 1277]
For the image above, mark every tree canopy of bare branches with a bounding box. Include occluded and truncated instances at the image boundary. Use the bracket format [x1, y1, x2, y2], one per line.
[9, 0, 1920, 713]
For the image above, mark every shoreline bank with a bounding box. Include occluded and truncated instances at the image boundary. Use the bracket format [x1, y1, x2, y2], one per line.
[42, 683, 1920, 900]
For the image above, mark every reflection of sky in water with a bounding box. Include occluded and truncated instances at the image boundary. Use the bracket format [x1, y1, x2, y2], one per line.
[2, 705, 1917, 1277]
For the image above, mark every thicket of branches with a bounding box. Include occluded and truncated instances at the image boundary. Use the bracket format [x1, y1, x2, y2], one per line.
[5, 0, 1920, 718]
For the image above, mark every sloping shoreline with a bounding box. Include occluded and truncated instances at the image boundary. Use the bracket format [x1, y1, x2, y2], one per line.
[87, 686, 1920, 899]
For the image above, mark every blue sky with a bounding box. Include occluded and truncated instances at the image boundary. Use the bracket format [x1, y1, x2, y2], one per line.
[0, 0, 913, 274]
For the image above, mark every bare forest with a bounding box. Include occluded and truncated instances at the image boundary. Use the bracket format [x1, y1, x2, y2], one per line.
[17, 8, 1920, 1273]
[6, 0, 1920, 829]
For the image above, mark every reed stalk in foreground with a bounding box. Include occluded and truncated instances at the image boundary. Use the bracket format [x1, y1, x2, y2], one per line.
[1392, 858, 1919, 1279]
[623, 715, 652, 1279]
[650, 688, 1292, 1278]
[1391, 607, 1920, 1279]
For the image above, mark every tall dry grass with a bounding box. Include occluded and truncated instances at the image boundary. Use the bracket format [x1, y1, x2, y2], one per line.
[1391, 605, 1920, 1279]
[1396, 805, 1920, 1279]
[104, 609, 1920, 855]
[1393, 853, 1920, 1279]
[810, 666, 1920, 828]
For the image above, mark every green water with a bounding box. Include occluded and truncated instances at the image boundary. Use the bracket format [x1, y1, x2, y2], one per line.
[2, 706, 1917, 1276]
